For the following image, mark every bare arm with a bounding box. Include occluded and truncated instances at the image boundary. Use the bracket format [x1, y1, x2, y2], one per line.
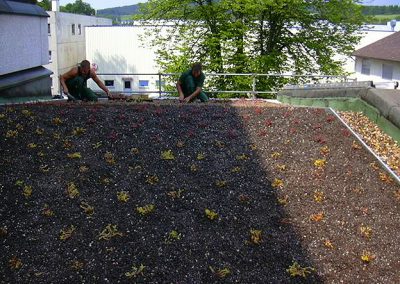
[184, 87, 202, 103]
[176, 80, 185, 102]
[59, 67, 78, 94]
[92, 71, 110, 97]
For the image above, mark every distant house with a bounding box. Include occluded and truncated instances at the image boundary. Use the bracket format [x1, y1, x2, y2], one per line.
[353, 31, 400, 88]
[0, 0, 52, 101]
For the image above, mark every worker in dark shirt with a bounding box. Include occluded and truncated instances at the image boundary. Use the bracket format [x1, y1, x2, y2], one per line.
[60, 60, 110, 101]
[176, 63, 208, 103]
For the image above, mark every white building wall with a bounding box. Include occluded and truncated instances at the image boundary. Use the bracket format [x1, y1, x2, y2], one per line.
[46, 12, 111, 95]
[0, 14, 48, 75]
[86, 26, 159, 94]
[84, 24, 400, 94]
[354, 57, 400, 86]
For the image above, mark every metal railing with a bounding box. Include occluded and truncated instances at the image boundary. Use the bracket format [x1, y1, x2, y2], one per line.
[95, 72, 350, 98]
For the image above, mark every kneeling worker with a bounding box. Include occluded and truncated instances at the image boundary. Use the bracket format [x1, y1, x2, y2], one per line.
[177, 63, 208, 103]
[60, 60, 111, 101]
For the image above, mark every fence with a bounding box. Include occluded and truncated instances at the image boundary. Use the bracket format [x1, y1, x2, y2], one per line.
[95, 72, 350, 99]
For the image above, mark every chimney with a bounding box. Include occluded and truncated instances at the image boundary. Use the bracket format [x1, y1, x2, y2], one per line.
[52, 0, 59, 12]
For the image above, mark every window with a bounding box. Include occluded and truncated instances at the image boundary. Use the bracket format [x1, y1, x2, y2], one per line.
[361, 59, 370, 75]
[155, 80, 165, 87]
[48, 23, 51, 35]
[72, 24, 75, 35]
[78, 24, 82, 35]
[139, 80, 149, 87]
[382, 64, 393, 80]
[105, 80, 114, 88]
[124, 81, 131, 89]
[48, 50, 52, 62]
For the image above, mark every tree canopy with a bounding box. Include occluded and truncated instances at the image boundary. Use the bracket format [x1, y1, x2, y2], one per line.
[60, 0, 95, 16]
[135, 0, 367, 94]
[36, 0, 51, 11]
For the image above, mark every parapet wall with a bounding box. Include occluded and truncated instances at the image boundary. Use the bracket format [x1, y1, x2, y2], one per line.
[277, 83, 400, 139]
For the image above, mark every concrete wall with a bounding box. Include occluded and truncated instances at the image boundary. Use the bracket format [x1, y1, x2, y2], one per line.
[86, 26, 159, 94]
[0, 14, 48, 75]
[45, 12, 111, 95]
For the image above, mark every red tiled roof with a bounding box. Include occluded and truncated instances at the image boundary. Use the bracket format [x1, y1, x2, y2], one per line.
[352, 32, 400, 62]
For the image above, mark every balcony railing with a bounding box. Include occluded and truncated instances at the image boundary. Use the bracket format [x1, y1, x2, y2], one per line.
[95, 72, 351, 98]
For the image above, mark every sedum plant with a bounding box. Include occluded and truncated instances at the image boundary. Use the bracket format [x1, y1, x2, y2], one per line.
[286, 261, 315, 278]
[137, 204, 155, 215]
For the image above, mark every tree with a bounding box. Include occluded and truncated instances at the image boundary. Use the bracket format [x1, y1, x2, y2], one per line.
[36, 0, 51, 11]
[60, 0, 95, 16]
[135, 0, 367, 95]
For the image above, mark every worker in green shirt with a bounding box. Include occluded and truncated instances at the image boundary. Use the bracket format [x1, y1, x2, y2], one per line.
[60, 60, 111, 101]
[176, 63, 208, 103]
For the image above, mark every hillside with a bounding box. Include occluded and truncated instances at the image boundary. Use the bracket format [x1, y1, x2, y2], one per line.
[97, 4, 141, 17]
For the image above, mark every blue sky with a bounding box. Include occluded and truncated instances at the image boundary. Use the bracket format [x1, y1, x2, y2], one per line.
[58, 0, 400, 10]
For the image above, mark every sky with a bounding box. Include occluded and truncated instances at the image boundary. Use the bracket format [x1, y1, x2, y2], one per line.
[58, 0, 400, 10]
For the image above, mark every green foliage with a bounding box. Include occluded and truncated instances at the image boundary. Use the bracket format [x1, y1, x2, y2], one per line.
[135, 0, 366, 93]
[369, 14, 400, 25]
[98, 224, 123, 240]
[60, 0, 95, 16]
[362, 5, 400, 16]
[36, 0, 51, 11]
[286, 261, 315, 278]
[136, 204, 155, 215]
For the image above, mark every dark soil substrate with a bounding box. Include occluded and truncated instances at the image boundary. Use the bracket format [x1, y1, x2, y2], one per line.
[0, 101, 399, 283]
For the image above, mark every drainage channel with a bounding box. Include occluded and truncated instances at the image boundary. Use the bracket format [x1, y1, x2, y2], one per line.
[330, 107, 400, 185]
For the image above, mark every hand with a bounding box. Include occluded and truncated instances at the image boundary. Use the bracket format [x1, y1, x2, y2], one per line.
[184, 96, 192, 103]
[179, 93, 184, 103]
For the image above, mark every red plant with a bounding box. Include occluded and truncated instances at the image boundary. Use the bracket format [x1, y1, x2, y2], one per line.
[313, 135, 327, 144]
[87, 114, 96, 125]
[154, 108, 163, 116]
[258, 130, 268, 137]
[198, 122, 207, 129]
[152, 134, 162, 143]
[312, 124, 322, 131]
[283, 111, 292, 118]
[313, 108, 325, 115]
[326, 115, 336, 123]
[117, 113, 126, 121]
[187, 129, 195, 138]
[131, 123, 141, 129]
[226, 129, 238, 139]
[342, 129, 351, 137]
[108, 131, 118, 141]
[242, 115, 250, 122]
[265, 119, 273, 127]
[254, 108, 262, 115]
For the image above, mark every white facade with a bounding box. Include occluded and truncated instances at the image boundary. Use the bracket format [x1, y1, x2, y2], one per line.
[0, 14, 48, 75]
[354, 57, 400, 88]
[85, 26, 159, 95]
[46, 12, 111, 96]
[84, 23, 400, 94]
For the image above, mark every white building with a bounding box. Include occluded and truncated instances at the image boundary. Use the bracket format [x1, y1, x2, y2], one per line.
[353, 31, 400, 89]
[0, 0, 51, 100]
[46, 0, 111, 96]
[85, 25, 160, 95]
[84, 22, 400, 94]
